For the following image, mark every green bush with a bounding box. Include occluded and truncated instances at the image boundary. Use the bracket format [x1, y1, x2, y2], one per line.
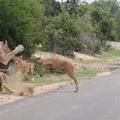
[34, 64, 45, 77]
[0, 0, 44, 56]
[0, 0, 119, 57]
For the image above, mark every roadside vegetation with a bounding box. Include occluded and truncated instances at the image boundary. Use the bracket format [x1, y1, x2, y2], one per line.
[28, 49, 120, 86]
[100, 49, 120, 59]
[0, 0, 120, 57]
[1, 0, 120, 97]
[29, 48, 120, 86]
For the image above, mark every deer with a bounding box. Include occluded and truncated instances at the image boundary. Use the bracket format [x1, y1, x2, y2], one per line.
[31, 56, 79, 92]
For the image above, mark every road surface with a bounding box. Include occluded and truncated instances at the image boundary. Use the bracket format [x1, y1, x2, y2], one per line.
[1, 69, 120, 120]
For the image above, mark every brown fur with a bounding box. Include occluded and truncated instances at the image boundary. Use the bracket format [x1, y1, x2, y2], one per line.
[0, 72, 34, 96]
[0, 72, 14, 94]
[14, 56, 34, 79]
[0, 42, 7, 59]
[0, 42, 34, 96]
[3, 41, 11, 53]
[0, 41, 10, 57]
[0, 72, 7, 92]
[17, 86, 34, 96]
[32, 57, 78, 92]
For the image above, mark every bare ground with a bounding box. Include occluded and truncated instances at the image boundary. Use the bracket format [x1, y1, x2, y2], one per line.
[0, 82, 66, 105]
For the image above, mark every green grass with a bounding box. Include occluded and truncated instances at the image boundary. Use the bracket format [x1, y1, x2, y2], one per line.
[30, 68, 100, 86]
[100, 49, 120, 59]
[75, 68, 100, 79]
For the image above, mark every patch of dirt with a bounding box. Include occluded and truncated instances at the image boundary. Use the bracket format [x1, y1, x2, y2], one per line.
[34, 82, 66, 95]
[73, 52, 100, 61]
[33, 51, 101, 62]
[33, 51, 74, 62]
[97, 72, 112, 76]
[0, 82, 66, 106]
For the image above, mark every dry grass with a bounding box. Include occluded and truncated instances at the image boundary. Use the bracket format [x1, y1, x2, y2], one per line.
[7, 71, 32, 92]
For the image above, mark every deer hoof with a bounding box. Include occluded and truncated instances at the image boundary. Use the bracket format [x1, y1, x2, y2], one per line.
[74, 88, 79, 93]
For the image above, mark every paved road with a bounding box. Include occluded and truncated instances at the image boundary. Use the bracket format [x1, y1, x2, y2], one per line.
[1, 69, 120, 120]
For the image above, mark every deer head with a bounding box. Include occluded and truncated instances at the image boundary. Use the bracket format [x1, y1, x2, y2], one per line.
[30, 55, 43, 64]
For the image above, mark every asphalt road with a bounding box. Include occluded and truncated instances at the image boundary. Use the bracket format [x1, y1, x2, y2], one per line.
[1, 69, 120, 120]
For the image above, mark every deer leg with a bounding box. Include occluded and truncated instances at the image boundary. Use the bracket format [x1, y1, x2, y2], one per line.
[67, 73, 79, 92]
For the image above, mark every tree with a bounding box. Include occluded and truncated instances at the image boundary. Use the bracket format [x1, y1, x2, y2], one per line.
[90, 1, 115, 46]
[43, 0, 62, 17]
[0, 0, 44, 56]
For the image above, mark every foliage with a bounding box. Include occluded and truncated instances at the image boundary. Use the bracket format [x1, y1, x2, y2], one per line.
[40, 12, 80, 55]
[0, 0, 44, 56]
[43, 0, 61, 17]
[0, 0, 120, 56]
[90, 1, 115, 46]
[100, 49, 120, 59]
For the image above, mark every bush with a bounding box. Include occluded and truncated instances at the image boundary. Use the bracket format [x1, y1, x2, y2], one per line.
[0, 0, 44, 56]
[34, 64, 45, 77]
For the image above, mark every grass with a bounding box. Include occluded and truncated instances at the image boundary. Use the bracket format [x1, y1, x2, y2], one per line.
[100, 49, 120, 59]
[75, 68, 100, 79]
[30, 68, 100, 86]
